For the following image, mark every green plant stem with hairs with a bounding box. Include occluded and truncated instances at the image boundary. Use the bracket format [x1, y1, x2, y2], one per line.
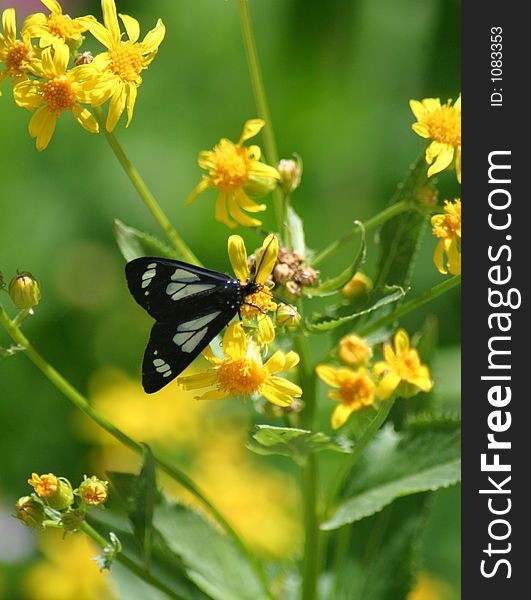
[0, 302, 272, 600]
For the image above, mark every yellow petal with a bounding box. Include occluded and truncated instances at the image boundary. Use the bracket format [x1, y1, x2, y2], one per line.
[260, 386, 292, 407]
[446, 239, 461, 275]
[409, 99, 425, 121]
[29, 105, 49, 137]
[185, 178, 209, 206]
[263, 350, 286, 375]
[77, 16, 113, 48]
[427, 144, 454, 178]
[13, 80, 42, 108]
[125, 81, 137, 127]
[239, 118, 265, 144]
[228, 235, 250, 282]
[235, 188, 266, 213]
[196, 389, 227, 401]
[53, 42, 70, 76]
[222, 322, 246, 360]
[141, 19, 165, 54]
[376, 372, 401, 400]
[284, 351, 300, 370]
[409, 366, 433, 392]
[383, 342, 395, 364]
[215, 193, 236, 229]
[177, 370, 218, 390]
[106, 81, 126, 131]
[71, 104, 99, 133]
[247, 144, 261, 161]
[102, 0, 121, 44]
[41, 0, 62, 14]
[34, 109, 56, 151]
[394, 329, 410, 355]
[411, 123, 430, 139]
[2, 8, 16, 42]
[41, 47, 56, 78]
[315, 364, 340, 388]
[265, 376, 302, 398]
[422, 97, 441, 112]
[454, 94, 461, 111]
[119, 13, 140, 43]
[228, 195, 262, 228]
[455, 145, 461, 183]
[257, 314, 275, 344]
[331, 403, 353, 429]
[433, 240, 447, 274]
[202, 345, 222, 365]
[254, 234, 278, 284]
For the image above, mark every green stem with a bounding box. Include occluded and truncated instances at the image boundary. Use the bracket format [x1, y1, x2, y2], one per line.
[311, 200, 413, 267]
[80, 522, 184, 600]
[358, 275, 461, 338]
[0, 304, 271, 599]
[94, 108, 199, 265]
[237, 0, 286, 240]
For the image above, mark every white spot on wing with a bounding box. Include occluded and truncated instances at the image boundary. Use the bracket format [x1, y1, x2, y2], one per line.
[147, 263, 157, 269]
[182, 327, 208, 353]
[171, 269, 200, 282]
[166, 282, 185, 296]
[169, 284, 216, 301]
[162, 370, 173, 377]
[173, 331, 194, 346]
[153, 358, 165, 367]
[156, 364, 171, 373]
[177, 311, 221, 332]
[142, 269, 156, 280]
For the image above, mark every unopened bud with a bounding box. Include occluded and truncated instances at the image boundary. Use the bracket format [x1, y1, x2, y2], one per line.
[9, 272, 41, 310]
[77, 476, 108, 507]
[74, 51, 94, 66]
[338, 334, 372, 367]
[61, 508, 86, 531]
[273, 263, 292, 285]
[276, 304, 301, 328]
[296, 267, 319, 287]
[277, 156, 303, 194]
[28, 473, 74, 510]
[15, 496, 45, 528]
[342, 272, 373, 299]
[285, 281, 302, 299]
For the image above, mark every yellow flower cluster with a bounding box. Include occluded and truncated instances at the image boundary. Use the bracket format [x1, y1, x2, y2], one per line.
[409, 95, 462, 276]
[0, 0, 165, 150]
[317, 329, 432, 429]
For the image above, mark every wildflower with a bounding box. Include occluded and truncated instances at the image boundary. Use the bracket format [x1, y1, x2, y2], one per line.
[77, 476, 108, 506]
[410, 95, 461, 182]
[79, 0, 165, 131]
[264, 246, 319, 299]
[277, 155, 302, 194]
[229, 234, 278, 343]
[15, 495, 46, 528]
[13, 45, 108, 150]
[28, 472, 74, 509]
[23, 0, 88, 50]
[373, 329, 432, 400]
[276, 303, 301, 328]
[316, 365, 375, 429]
[0, 8, 39, 92]
[342, 271, 373, 298]
[178, 322, 302, 407]
[431, 199, 461, 275]
[8, 271, 41, 310]
[187, 119, 280, 229]
[338, 334, 372, 367]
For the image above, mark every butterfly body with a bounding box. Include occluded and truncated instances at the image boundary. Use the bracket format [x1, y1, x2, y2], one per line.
[126, 257, 260, 393]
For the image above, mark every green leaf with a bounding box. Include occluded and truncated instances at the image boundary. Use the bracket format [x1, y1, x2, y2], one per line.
[247, 425, 353, 464]
[287, 206, 306, 256]
[303, 222, 366, 298]
[106, 445, 157, 568]
[305, 287, 405, 333]
[113, 219, 178, 261]
[153, 500, 267, 600]
[322, 424, 460, 530]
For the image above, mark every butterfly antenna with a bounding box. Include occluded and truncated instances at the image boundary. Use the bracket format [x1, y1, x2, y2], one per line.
[252, 236, 276, 282]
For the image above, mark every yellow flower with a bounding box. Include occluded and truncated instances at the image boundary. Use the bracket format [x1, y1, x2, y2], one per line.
[78, 0, 165, 131]
[13, 44, 108, 150]
[431, 199, 461, 275]
[23, 0, 88, 50]
[77, 476, 108, 506]
[373, 329, 432, 400]
[228, 233, 278, 343]
[187, 119, 280, 229]
[28, 473, 59, 498]
[338, 334, 372, 367]
[341, 271, 373, 298]
[316, 365, 375, 429]
[410, 95, 461, 183]
[0, 8, 40, 92]
[178, 322, 302, 407]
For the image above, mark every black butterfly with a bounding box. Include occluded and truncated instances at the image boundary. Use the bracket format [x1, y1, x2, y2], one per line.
[125, 257, 260, 393]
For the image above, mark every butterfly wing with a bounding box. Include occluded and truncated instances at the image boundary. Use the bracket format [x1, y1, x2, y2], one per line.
[142, 307, 237, 393]
[125, 257, 235, 321]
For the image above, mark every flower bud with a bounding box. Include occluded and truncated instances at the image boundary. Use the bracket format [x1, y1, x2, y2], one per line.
[9, 272, 41, 310]
[276, 304, 301, 328]
[15, 496, 45, 528]
[277, 156, 302, 194]
[285, 280, 302, 299]
[342, 272, 373, 299]
[74, 51, 94, 66]
[244, 171, 278, 197]
[61, 508, 86, 531]
[338, 334, 372, 367]
[28, 473, 74, 510]
[77, 476, 108, 507]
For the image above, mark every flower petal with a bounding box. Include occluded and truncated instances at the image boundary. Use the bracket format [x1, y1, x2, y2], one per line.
[260, 386, 293, 407]
[215, 193, 236, 228]
[222, 322, 246, 360]
[102, 0, 121, 44]
[376, 372, 401, 400]
[254, 234, 278, 284]
[185, 178, 209, 206]
[394, 329, 410, 355]
[71, 103, 99, 133]
[409, 99, 425, 121]
[409, 366, 433, 392]
[455, 145, 461, 183]
[433, 239, 447, 274]
[77, 16, 113, 48]
[141, 18, 165, 54]
[13, 80, 42, 108]
[52, 42, 70, 76]
[106, 80, 126, 131]
[331, 403, 353, 429]
[284, 351, 300, 370]
[228, 195, 262, 228]
[239, 118, 265, 144]
[41, 47, 56, 78]
[125, 81, 137, 127]
[2, 8, 16, 42]
[257, 314, 275, 344]
[234, 189, 266, 213]
[315, 364, 340, 388]
[196, 389, 227, 401]
[228, 235, 250, 282]
[177, 370, 218, 390]
[427, 144, 454, 178]
[263, 350, 286, 375]
[119, 13, 140, 43]
[41, 0, 62, 14]
[202, 345, 222, 365]
[446, 238, 461, 275]
[33, 109, 56, 151]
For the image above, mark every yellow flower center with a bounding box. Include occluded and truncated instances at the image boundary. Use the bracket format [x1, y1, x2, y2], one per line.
[423, 101, 461, 147]
[43, 77, 76, 111]
[29, 474, 59, 498]
[391, 349, 423, 381]
[432, 200, 461, 239]
[208, 140, 250, 191]
[109, 43, 144, 82]
[337, 373, 374, 408]
[240, 288, 276, 319]
[217, 357, 266, 395]
[6, 40, 31, 75]
[339, 335, 371, 366]
[82, 483, 107, 506]
[48, 13, 80, 41]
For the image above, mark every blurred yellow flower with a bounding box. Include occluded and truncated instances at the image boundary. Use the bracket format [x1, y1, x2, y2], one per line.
[338, 334, 372, 367]
[229, 233, 278, 343]
[23, 530, 116, 600]
[178, 322, 302, 407]
[410, 95, 461, 183]
[23, 0, 87, 50]
[28, 473, 58, 498]
[13, 45, 109, 150]
[431, 199, 461, 275]
[77, 476, 108, 506]
[316, 365, 375, 429]
[373, 329, 432, 400]
[79, 0, 165, 131]
[0, 8, 39, 92]
[187, 118, 280, 229]
[408, 572, 455, 600]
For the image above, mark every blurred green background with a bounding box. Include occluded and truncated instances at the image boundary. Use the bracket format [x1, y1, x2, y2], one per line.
[0, 0, 460, 598]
